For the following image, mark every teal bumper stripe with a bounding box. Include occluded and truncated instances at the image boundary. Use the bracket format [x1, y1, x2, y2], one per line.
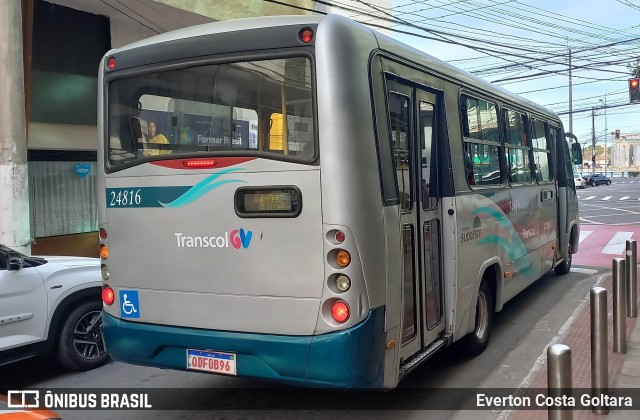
[103, 307, 385, 388]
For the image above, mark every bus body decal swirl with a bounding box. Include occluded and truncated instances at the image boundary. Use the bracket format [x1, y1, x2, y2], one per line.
[160, 168, 247, 208]
[106, 169, 246, 208]
[473, 206, 535, 277]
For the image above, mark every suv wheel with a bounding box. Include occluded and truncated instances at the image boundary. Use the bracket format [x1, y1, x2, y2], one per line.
[591, 180, 597, 187]
[57, 300, 109, 371]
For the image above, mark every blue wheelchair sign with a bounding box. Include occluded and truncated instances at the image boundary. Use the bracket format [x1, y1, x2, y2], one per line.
[119, 290, 140, 319]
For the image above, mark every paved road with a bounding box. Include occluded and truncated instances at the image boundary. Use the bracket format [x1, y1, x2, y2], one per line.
[575, 177, 640, 267]
[578, 177, 640, 225]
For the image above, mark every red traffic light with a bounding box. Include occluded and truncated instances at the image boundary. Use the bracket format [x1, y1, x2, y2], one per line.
[629, 78, 640, 102]
[615, 129, 620, 139]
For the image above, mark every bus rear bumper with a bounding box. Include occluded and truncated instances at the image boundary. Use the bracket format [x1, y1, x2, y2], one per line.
[103, 307, 385, 389]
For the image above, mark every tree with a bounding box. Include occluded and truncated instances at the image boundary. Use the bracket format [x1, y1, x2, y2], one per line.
[628, 59, 640, 77]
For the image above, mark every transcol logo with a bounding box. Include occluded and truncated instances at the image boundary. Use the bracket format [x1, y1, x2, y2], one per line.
[174, 228, 253, 249]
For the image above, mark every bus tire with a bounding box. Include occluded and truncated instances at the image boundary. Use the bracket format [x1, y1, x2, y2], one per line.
[461, 278, 493, 356]
[554, 251, 572, 275]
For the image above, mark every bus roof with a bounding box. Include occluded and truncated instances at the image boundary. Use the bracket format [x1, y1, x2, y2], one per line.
[109, 15, 323, 55]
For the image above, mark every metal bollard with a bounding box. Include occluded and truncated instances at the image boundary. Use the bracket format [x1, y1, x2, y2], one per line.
[548, 344, 573, 420]
[613, 258, 627, 353]
[627, 239, 638, 318]
[590, 287, 609, 415]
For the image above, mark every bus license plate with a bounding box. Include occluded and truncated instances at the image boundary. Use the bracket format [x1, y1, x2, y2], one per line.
[187, 349, 236, 375]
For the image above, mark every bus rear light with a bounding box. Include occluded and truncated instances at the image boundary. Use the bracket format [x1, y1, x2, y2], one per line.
[183, 159, 217, 168]
[100, 244, 109, 260]
[335, 275, 351, 292]
[331, 301, 350, 323]
[299, 27, 314, 43]
[107, 57, 116, 70]
[101, 264, 110, 280]
[334, 230, 345, 244]
[99, 228, 107, 239]
[504, 271, 511, 278]
[336, 250, 351, 267]
[102, 286, 115, 305]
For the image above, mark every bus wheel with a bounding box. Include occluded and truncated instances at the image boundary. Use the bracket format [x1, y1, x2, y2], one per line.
[554, 248, 572, 275]
[462, 278, 493, 356]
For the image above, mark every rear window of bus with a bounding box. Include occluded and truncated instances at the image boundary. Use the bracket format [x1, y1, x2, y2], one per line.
[106, 57, 315, 168]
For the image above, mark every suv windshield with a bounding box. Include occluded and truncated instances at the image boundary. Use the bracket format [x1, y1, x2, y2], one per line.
[107, 56, 315, 169]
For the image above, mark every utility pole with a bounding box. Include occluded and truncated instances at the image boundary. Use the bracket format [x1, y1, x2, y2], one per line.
[600, 95, 608, 177]
[592, 106, 596, 175]
[569, 48, 573, 135]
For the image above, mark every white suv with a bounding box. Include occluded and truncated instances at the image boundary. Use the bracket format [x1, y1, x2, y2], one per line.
[0, 244, 108, 370]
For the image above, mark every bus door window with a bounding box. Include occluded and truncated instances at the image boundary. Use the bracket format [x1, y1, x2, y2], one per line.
[420, 101, 438, 209]
[388, 92, 413, 212]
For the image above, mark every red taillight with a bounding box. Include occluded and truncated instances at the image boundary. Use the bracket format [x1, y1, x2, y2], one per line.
[102, 286, 115, 305]
[183, 159, 217, 168]
[299, 28, 314, 43]
[331, 301, 350, 323]
[334, 230, 345, 244]
[107, 57, 116, 70]
[99, 228, 107, 239]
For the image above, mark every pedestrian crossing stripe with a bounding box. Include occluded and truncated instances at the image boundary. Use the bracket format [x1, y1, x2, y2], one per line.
[578, 230, 636, 255]
[578, 230, 592, 244]
[601, 232, 634, 255]
[578, 195, 640, 201]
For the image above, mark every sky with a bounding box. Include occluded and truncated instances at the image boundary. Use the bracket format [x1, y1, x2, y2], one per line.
[353, 0, 640, 150]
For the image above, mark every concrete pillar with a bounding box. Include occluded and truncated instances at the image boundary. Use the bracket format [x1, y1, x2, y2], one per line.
[0, 0, 30, 254]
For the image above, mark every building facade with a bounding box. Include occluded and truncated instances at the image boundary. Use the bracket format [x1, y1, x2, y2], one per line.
[610, 134, 640, 169]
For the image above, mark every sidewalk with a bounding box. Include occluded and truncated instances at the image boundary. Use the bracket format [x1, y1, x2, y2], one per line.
[510, 271, 640, 419]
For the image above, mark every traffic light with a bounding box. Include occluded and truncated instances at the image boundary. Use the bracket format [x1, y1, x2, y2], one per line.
[615, 129, 620, 139]
[630, 78, 640, 102]
[592, 155, 596, 164]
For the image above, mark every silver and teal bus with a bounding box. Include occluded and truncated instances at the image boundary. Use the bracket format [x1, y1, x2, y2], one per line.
[98, 14, 582, 389]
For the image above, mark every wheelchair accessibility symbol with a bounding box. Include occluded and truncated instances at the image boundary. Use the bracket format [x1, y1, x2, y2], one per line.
[119, 290, 140, 319]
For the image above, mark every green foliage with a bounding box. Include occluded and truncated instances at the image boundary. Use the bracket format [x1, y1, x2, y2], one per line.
[629, 59, 640, 78]
[629, 171, 640, 177]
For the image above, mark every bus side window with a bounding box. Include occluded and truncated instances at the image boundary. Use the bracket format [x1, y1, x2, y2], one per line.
[504, 109, 531, 184]
[531, 118, 552, 182]
[461, 95, 501, 186]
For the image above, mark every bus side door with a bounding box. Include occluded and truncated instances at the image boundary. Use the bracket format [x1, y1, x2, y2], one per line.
[385, 78, 445, 362]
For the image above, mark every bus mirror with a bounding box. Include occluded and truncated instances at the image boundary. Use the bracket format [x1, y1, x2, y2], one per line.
[571, 143, 583, 165]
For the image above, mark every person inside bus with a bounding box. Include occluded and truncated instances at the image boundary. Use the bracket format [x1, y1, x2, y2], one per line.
[464, 146, 476, 186]
[143, 120, 170, 157]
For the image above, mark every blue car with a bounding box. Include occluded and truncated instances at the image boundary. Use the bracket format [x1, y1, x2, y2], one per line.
[583, 173, 611, 186]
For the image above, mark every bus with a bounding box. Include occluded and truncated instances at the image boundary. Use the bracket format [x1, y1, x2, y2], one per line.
[98, 14, 583, 389]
